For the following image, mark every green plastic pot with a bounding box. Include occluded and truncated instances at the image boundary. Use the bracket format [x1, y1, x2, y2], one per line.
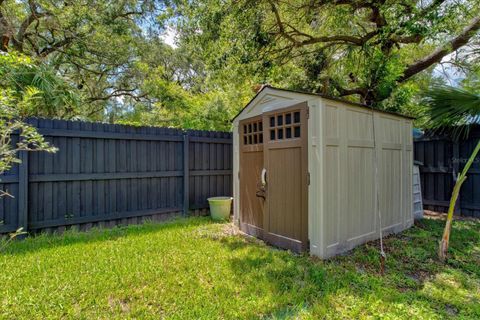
[207, 197, 233, 221]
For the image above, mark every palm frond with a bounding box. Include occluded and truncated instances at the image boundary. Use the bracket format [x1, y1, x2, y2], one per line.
[423, 85, 480, 140]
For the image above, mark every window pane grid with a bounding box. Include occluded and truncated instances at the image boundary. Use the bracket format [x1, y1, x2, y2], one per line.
[268, 110, 301, 141]
[242, 119, 264, 145]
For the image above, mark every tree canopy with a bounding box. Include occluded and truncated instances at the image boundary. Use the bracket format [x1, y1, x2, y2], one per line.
[174, 0, 479, 104]
[1, 0, 479, 130]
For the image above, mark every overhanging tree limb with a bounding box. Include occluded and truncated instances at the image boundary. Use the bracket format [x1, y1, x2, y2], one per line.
[87, 88, 148, 102]
[39, 36, 75, 57]
[269, 0, 371, 46]
[399, 16, 480, 83]
[12, 0, 47, 52]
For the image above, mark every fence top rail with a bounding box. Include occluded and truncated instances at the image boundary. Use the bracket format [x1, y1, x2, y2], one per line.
[13, 128, 233, 143]
[186, 129, 231, 138]
[36, 128, 185, 142]
[34, 129, 232, 143]
[21, 117, 232, 139]
[415, 126, 480, 142]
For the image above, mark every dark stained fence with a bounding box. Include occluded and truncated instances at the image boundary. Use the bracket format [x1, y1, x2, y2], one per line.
[0, 118, 232, 234]
[414, 127, 480, 217]
[187, 130, 232, 211]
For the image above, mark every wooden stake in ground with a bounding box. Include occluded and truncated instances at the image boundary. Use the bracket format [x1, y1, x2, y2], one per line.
[439, 140, 480, 261]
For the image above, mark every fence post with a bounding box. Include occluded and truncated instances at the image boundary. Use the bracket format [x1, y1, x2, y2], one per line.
[18, 150, 29, 234]
[452, 140, 461, 215]
[452, 140, 460, 176]
[183, 133, 189, 216]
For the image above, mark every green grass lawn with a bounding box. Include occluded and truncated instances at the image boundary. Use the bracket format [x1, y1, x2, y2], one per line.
[0, 217, 479, 319]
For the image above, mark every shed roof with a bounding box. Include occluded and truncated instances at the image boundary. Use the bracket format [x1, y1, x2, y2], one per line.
[232, 85, 415, 121]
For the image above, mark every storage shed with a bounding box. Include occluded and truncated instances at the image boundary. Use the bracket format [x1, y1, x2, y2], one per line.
[232, 86, 414, 258]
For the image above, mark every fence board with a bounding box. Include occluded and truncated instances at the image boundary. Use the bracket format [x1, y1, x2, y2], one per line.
[0, 118, 233, 234]
[414, 128, 480, 217]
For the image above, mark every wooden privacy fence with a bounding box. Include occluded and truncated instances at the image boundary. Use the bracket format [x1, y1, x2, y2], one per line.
[0, 118, 233, 234]
[414, 128, 480, 217]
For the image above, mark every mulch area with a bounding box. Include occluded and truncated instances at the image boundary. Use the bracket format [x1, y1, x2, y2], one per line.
[423, 210, 479, 221]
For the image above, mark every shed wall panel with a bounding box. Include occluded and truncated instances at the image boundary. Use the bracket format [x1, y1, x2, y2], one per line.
[324, 146, 340, 249]
[321, 102, 413, 258]
[346, 147, 375, 241]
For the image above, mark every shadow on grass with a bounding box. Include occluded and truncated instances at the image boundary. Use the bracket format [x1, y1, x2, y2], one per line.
[215, 217, 480, 318]
[0, 216, 214, 256]
[1, 215, 478, 318]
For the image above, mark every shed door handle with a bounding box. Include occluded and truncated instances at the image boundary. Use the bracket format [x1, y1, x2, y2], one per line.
[261, 168, 267, 186]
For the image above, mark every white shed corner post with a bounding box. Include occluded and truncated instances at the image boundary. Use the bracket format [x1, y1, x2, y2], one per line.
[232, 121, 241, 227]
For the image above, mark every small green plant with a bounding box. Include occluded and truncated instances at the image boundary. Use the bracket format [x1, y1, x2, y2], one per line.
[0, 227, 27, 253]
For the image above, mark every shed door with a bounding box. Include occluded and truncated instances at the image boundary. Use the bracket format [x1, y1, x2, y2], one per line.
[238, 103, 308, 253]
[239, 117, 265, 237]
[263, 102, 309, 252]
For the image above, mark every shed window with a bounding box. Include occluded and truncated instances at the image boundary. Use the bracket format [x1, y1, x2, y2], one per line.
[277, 115, 283, 126]
[277, 128, 284, 139]
[286, 113, 292, 124]
[294, 112, 300, 123]
[242, 119, 264, 145]
[267, 110, 302, 140]
[294, 126, 301, 138]
[286, 127, 292, 139]
[270, 130, 275, 140]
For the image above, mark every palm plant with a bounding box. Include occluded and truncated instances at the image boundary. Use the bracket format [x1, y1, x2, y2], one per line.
[0, 52, 81, 118]
[1, 53, 59, 200]
[424, 85, 480, 261]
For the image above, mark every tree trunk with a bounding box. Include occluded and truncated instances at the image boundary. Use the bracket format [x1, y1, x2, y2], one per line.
[438, 139, 480, 261]
[1, 35, 8, 51]
[438, 175, 466, 262]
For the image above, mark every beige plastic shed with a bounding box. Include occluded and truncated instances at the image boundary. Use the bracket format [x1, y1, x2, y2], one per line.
[232, 86, 414, 258]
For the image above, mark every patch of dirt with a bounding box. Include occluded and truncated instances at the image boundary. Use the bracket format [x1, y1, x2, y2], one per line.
[445, 304, 459, 316]
[108, 297, 130, 313]
[407, 269, 432, 283]
[424, 210, 477, 222]
[355, 264, 367, 274]
[195, 223, 262, 243]
[220, 223, 243, 237]
[396, 285, 414, 293]
[218, 223, 271, 248]
[361, 234, 402, 255]
[396, 270, 432, 292]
